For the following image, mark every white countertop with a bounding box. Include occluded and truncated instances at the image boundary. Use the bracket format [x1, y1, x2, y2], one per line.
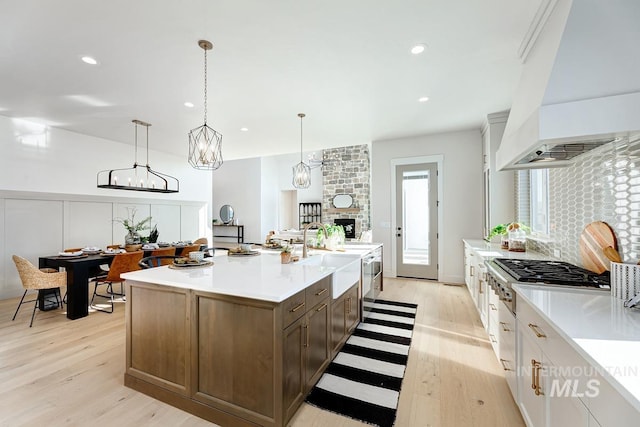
[463, 238, 554, 261]
[121, 244, 381, 303]
[513, 284, 640, 411]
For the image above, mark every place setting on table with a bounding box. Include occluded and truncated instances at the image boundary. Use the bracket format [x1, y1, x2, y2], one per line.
[227, 243, 260, 257]
[167, 250, 213, 269]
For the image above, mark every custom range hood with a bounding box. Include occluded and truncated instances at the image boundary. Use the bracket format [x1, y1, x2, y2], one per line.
[497, 0, 640, 170]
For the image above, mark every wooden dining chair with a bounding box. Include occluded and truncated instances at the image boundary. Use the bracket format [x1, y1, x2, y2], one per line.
[193, 237, 208, 246]
[12, 255, 67, 327]
[139, 255, 183, 269]
[179, 244, 201, 257]
[91, 251, 143, 313]
[149, 246, 177, 265]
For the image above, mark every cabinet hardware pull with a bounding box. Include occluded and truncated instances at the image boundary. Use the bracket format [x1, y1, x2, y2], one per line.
[304, 325, 309, 348]
[489, 303, 497, 311]
[499, 322, 510, 332]
[531, 359, 536, 391]
[499, 358, 511, 371]
[291, 302, 305, 312]
[346, 297, 351, 314]
[528, 323, 547, 338]
[315, 288, 328, 296]
[532, 359, 543, 395]
[479, 280, 483, 294]
[489, 334, 497, 343]
[316, 303, 328, 312]
[470, 266, 475, 277]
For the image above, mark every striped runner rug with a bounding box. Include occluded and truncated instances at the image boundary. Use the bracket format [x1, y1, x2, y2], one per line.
[305, 299, 418, 427]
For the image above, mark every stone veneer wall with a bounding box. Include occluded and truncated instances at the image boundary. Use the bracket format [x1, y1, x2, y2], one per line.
[322, 144, 370, 239]
[523, 133, 640, 266]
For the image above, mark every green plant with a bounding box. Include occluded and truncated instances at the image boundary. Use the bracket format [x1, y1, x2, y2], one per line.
[486, 222, 530, 240]
[114, 207, 152, 234]
[280, 244, 292, 253]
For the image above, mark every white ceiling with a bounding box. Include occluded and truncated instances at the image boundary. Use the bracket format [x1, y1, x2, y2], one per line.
[0, 0, 540, 161]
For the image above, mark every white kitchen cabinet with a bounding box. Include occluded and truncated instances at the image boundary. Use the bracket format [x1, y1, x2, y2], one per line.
[515, 294, 621, 427]
[481, 112, 515, 238]
[498, 301, 517, 398]
[518, 323, 546, 427]
[487, 286, 500, 357]
[477, 262, 488, 328]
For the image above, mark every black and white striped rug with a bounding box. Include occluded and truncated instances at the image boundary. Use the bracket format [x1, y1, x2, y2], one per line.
[305, 299, 418, 427]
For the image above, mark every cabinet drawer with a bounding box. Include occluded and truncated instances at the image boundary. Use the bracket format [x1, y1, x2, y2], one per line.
[518, 297, 593, 396]
[306, 276, 331, 309]
[282, 290, 306, 329]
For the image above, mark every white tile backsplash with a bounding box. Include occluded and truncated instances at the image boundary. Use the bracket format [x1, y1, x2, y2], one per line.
[526, 133, 640, 266]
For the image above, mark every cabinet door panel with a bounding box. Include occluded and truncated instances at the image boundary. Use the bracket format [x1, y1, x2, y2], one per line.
[346, 285, 360, 333]
[331, 296, 346, 355]
[283, 317, 305, 421]
[518, 324, 545, 427]
[306, 300, 330, 389]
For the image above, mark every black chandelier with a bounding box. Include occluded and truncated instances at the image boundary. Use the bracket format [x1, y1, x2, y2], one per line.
[97, 120, 180, 193]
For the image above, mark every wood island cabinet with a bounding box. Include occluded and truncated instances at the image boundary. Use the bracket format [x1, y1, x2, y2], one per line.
[125, 275, 332, 427]
[331, 282, 359, 356]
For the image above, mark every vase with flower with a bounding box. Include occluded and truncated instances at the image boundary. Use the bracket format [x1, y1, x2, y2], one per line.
[114, 207, 152, 246]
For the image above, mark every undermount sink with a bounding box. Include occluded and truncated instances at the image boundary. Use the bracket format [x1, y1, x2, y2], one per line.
[298, 253, 361, 298]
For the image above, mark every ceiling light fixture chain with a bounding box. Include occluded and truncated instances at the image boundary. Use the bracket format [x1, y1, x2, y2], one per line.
[188, 39, 223, 170]
[292, 113, 311, 189]
[203, 40, 208, 125]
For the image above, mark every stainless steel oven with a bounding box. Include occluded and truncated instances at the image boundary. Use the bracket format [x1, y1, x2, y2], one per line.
[362, 246, 382, 319]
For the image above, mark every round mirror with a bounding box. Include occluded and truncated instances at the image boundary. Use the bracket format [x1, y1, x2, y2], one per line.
[220, 205, 234, 224]
[332, 194, 353, 209]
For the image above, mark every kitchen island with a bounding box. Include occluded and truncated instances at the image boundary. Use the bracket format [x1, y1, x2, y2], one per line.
[120, 248, 376, 427]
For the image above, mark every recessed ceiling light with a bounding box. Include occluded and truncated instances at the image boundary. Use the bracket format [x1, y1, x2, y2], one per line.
[418, 96, 430, 103]
[240, 127, 249, 132]
[184, 102, 194, 108]
[410, 44, 427, 55]
[81, 56, 98, 65]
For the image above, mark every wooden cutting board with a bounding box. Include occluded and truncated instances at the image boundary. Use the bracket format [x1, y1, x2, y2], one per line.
[579, 221, 618, 274]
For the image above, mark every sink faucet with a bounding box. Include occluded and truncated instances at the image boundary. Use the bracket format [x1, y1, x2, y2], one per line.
[303, 222, 328, 258]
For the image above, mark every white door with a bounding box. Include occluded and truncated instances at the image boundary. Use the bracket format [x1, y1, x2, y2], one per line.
[395, 163, 438, 279]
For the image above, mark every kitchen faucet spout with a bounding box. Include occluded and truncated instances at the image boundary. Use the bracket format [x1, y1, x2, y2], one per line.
[303, 222, 327, 258]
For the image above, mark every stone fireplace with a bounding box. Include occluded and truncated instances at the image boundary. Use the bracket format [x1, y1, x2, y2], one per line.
[322, 144, 370, 240]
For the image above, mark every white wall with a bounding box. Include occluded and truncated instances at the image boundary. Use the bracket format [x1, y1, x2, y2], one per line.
[372, 129, 483, 283]
[0, 115, 212, 202]
[212, 152, 323, 243]
[212, 157, 262, 243]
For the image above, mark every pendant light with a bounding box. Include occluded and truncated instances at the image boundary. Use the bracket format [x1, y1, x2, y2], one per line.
[188, 40, 223, 170]
[292, 113, 311, 189]
[97, 120, 179, 193]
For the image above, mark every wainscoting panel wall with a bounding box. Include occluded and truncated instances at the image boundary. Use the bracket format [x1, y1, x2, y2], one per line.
[181, 205, 204, 242]
[3, 199, 64, 299]
[151, 204, 182, 244]
[66, 201, 114, 250]
[0, 191, 208, 300]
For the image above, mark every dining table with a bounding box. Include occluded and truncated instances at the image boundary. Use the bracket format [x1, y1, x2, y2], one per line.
[39, 253, 115, 320]
[38, 245, 205, 319]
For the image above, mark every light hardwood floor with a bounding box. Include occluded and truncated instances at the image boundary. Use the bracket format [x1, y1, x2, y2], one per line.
[0, 278, 524, 427]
